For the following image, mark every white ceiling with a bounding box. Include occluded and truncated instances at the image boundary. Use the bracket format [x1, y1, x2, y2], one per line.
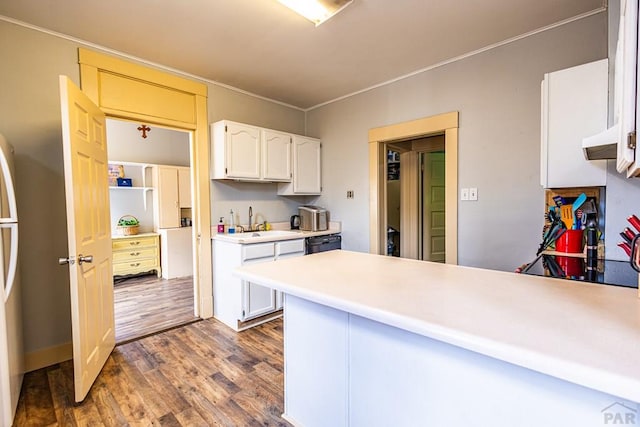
[0, 0, 605, 109]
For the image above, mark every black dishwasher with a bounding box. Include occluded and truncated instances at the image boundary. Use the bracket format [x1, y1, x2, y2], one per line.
[305, 234, 342, 254]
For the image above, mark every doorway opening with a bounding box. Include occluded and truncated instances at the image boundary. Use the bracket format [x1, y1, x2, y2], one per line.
[385, 135, 446, 261]
[369, 111, 458, 264]
[106, 119, 198, 343]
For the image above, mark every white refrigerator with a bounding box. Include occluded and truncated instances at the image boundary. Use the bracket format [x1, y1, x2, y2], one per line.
[0, 134, 23, 426]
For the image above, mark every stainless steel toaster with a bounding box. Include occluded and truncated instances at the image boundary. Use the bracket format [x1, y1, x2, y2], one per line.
[299, 205, 329, 231]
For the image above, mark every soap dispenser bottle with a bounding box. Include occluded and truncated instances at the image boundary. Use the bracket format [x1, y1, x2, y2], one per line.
[217, 217, 225, 234]
[228, 209, 236, 234]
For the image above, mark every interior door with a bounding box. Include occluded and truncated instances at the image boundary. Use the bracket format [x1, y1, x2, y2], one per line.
[422, 152, 446, 262]
[59, 76, 115, 402]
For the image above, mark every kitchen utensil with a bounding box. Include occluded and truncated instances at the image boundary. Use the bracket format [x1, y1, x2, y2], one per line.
[624, 227, 637, 240]
[524, 227, 567, 273]
[628, 214, 640, 233]
[618, 241, 632, 256]
[547, 206, 560, 224]
[620, 231, 633, 245]
[560, 205, 573, 229]
[537, 222, 566, 255]
[571, 193, 587, 229]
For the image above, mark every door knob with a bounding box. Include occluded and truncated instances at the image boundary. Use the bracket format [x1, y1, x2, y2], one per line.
[78, 255, 93, 265]
[58, 256, 75, 265]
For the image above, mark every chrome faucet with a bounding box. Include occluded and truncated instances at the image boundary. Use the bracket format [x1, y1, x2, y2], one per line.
[248, 206, 253, 231]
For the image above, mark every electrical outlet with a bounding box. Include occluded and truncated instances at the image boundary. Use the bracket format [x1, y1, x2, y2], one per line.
[347, 190, 354, 199]
[469, 187, 478, 201]
[461, 188, 469, 201]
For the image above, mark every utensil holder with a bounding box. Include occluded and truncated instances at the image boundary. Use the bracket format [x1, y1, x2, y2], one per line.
[555, 229, 583, 253]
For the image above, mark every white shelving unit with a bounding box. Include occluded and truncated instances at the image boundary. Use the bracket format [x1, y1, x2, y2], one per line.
[109, 161, 154, 210]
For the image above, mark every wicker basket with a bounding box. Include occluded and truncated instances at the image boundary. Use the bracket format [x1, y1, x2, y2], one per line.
[116, 215, 140, 236]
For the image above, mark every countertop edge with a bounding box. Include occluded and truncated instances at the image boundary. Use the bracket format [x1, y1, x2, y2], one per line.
[212, 222, 341, 243]
[234, 252, 640, 402]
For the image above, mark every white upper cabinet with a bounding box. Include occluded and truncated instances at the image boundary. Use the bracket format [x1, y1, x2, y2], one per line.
[582, 0, 640, 178]
[540, 59, 608, 188]
[262, 129, 292, 181]
[623, 0, 640, 176]
[278, 136, 322, 195]
[211, 120, 296, 182]
[211, 121, 261, 180]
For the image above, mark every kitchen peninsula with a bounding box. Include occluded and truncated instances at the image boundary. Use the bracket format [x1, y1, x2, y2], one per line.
[235, 250, 640, 427]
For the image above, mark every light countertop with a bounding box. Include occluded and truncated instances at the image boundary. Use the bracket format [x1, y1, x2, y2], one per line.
[212, 221, 341, 244]
[235, 250, 640, 402]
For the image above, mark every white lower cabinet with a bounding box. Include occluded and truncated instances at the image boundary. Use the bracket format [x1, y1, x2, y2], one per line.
[213, 238, 304, 331]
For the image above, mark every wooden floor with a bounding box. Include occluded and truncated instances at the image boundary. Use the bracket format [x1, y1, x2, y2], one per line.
[14, 318, 292, 426]
[114, 274, 199, 344]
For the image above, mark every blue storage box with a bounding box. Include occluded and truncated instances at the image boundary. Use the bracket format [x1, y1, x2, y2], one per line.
[116, 178, 132, 187]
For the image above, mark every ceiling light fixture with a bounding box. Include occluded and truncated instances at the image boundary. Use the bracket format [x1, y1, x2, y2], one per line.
[277, 0, 354, 26]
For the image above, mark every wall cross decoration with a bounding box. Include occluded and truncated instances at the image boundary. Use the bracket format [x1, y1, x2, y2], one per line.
[137, 124, 151, 138]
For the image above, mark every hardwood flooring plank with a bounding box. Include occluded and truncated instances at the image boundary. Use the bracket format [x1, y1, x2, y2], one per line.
[19, 367, 57, 426]
[140, 368, 192, 414]
[173, 407, 210, 427]
[15, 318, 291, 427]
[98, 356, 157, 426]
[89, 380, 130, 427]
[110, 349, 173, 419]
[156, 412, 182, 427]
[114, 275, 198, 343]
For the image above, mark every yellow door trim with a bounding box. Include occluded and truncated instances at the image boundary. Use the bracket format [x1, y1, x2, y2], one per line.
[78, 48, 213, 318]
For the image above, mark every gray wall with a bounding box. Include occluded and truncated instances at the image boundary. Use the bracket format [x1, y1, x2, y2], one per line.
[0, 19, 305, 358]
[306, 12, 609, 270]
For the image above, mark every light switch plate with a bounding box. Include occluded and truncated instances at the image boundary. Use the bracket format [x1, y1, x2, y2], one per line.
[469, 187, 478, 201]
[461, 188, 469, 201]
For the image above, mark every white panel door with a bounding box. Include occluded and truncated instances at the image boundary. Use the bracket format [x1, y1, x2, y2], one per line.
[157, 166, 180, 229]
[178, 167, 191, 208]
[59, 76, 115, 402]
[422, 152, 446, 262]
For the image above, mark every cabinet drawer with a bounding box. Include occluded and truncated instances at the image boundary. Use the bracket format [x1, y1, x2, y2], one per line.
[113, 236, 157, 250]
[242, 243, 275, 261]
[113, 258, 158, 275]
[277, 239, 305, 256]
[113, 247, 158, 262]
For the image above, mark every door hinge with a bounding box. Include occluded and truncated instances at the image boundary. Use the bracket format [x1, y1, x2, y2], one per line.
[225, 167, 228, 174]
[242, 310, 245, 317]
[628, 131, 637, 150]
[225, 125, 228, 132]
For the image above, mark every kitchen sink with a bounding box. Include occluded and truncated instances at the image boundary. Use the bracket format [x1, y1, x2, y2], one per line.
[217, 229, 302, 243]
[232, 230, 299, 238]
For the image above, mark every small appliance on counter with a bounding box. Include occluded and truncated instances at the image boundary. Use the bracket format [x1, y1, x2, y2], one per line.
[299, 205, 329, 231]
[290, 214, 300, 230]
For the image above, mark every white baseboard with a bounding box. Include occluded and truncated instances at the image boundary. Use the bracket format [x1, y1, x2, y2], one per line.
[24, 342, 72, 372]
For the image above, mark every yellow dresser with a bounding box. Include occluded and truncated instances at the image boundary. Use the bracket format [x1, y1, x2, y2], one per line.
[112, 233, 161, 277]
